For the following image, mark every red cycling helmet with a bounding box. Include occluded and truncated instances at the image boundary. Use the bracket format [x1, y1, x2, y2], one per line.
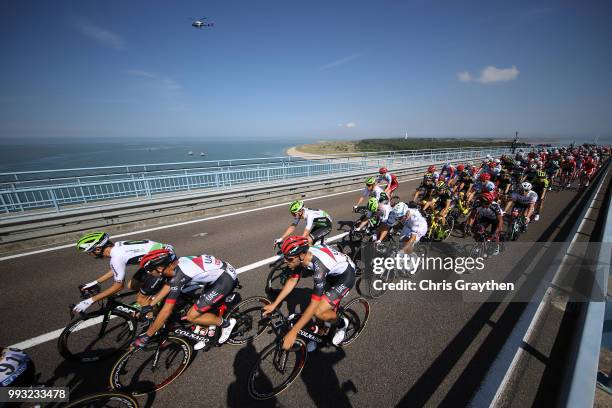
[427, 165, 436, 173]
[479, 173, 491, 182]
[457, 164, 465, 172]
[139, 249, 176, 271]
[480, 192, 495, 204]
[281, 236, 309, 258]
[379, 167, 388, 174]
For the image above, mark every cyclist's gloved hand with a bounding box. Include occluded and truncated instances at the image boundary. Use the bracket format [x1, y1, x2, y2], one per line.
[353, 205, 359, 213]
[132, 333, 150, 348]
[273, 238, 283, 248]
[80, 280, 98, 291]
[73, 298, 93, 313]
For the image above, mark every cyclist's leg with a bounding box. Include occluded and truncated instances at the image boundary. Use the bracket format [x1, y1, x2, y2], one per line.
[185, 273, 235, 327]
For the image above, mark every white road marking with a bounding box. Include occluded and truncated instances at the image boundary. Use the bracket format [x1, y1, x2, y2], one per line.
[8, 231, 349, 350]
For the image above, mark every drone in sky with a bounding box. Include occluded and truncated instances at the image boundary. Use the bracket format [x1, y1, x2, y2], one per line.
[190, 17, 214, 29]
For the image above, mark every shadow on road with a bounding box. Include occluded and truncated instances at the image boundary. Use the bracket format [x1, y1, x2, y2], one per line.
[300, 347, 356, 408]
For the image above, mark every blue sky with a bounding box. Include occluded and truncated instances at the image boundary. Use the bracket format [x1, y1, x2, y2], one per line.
[1, 0, 611, 141]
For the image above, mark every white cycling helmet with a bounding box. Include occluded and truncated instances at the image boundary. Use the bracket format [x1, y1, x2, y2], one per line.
[521, 182, 532, 191]
[393, 202, 408, 217]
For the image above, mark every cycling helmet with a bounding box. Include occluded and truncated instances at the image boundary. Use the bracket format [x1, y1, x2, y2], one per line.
[139, 249, 177, 271]
[521, 182, 532, 191]
[379, 167, 388, 174]
[484, 181, 496, 192]
[480, 192, 495, 204]
[427, 165, 436, 173]
[365, 176, 376, 185]
[77, 232, 110, 253]
[479, 173, 491, 182]
[289, 200, 304, 214]
[393, 202, 408, 217]
[536, 170, 546, 178]
[423, 174, 434, 182]
[367, 197, 379, 212]
[281, 236, 309, 258]
[457, 164, 465, 172]
[529, 163, 537, 170]
[436, 180, 447, 190]
[494, 158, 501, 164]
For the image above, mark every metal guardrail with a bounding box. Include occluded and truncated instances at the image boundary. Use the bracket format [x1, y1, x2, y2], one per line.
[0, 147, 511, 214]
[562, 170, 611, 407]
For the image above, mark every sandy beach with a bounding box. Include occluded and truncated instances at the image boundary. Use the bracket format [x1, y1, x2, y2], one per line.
[286, 146, 333, 159]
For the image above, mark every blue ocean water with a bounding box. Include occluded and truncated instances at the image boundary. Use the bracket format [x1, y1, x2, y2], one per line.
[0, 138, 297, 173]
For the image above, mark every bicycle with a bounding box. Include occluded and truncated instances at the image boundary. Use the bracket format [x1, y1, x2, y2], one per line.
[423, 208, 454, 243]
[109, 285, 270, 396]
[507, 207, 528, 241]
[467, 224, 504, 260]
[58, 285, 143, 363]
[247, 296, 370, 400]
[65, 391, 140, 408]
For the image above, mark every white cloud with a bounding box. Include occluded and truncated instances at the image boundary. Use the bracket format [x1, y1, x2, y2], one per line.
[75, 20, 125, 50]
[318, 54, 363, 71]
[126, 70, 156, 79]
[457, 65, 519, 84]
[458, 71, 472, 82]
[337, 122, 357, 128]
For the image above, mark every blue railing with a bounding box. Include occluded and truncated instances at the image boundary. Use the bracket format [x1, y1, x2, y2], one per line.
[0, 146, 511, 214]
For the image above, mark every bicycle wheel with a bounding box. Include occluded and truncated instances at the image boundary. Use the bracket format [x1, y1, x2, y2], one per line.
[366, 263, 396, 299]
[65, 392, 139, 408]
[248, 339, 307, 400]
[227, 296, 271, 345]
[442, 216, 455, 241]
[469, 242, 484, 260]
[58, 310, 137, 363]
[338, 297, 371, 346]
[265, 265, 292, 298]
[110, 335, 192, 396]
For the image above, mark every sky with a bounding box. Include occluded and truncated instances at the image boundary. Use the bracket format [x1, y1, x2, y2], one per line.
[1, 0, 611, 141]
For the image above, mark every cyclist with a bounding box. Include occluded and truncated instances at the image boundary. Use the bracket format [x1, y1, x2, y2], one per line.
[413, 173, 436, 204]
[452, 164, 473, 193]
[73, 232, 174, 313]
[397, 201, 428, 273]
[132, 249, 238, 350]
[504, 182, 538, 227]
[425, 180, 453, 223]
[545, 159, 561, 189]
[375, 201, 409, 244]
[275, 200, 333, 246]
[439, 163, 456, 183]
[581, 156, 597, 187]
[521, 163, 539, 183]
[560, 155, 576, 187]
[356, 196, 391, 232]
[465, 192, 504, 256]
[531, 171, 549, 221]
[468, 173, 496, 203]
[354, 177, 388, 211]
[377, 167, 399, 197]
[263, 236, 356, 350]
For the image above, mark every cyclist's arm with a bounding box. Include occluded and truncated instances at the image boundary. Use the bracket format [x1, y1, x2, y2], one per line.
[96, 269, 114, 284]
[280, 224, 297, 240]
[91, 281, 123, 302]
[149, 283, 171, 305]
[145, 294, 175, 337]
[269, 276, 299, 310]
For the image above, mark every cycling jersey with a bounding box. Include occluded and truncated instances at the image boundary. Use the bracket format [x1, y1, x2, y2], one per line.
[400, 208, 428, 241]
[473, 181, 496, 194]
[532, 178, 549, 192]
[291, 245, 355, 305]
[362, 185, 385, 201]
[1, 348, 30, 386]
[368, 202, 392, 223]
[377, 173, 399, 190]
[109, 240, 172, 282]
[472, 201, 504, 220]
[165, 255, 237, 308]
[511, 191, 539, 205]
[523, 170, 538, 182]
[293, 208, 332, 231]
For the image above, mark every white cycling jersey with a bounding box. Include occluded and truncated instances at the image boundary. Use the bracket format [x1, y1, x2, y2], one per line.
[306, 246, 354, 276]
[362, 185, 384, 200]
[176, 255, 237, 283]
[109, 240, 172, 282]
[292, 208, 332, 230]
[377, 173, 392, 185]
[368, 202, 392, 223]
[401, 208, 428, 240]
[512, 190, 538, 205]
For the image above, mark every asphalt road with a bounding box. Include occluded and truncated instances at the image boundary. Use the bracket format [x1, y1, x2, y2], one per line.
[0, 175, 591, 407]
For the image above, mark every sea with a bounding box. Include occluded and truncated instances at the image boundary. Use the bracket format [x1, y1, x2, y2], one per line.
[0, 138, 298, 173]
